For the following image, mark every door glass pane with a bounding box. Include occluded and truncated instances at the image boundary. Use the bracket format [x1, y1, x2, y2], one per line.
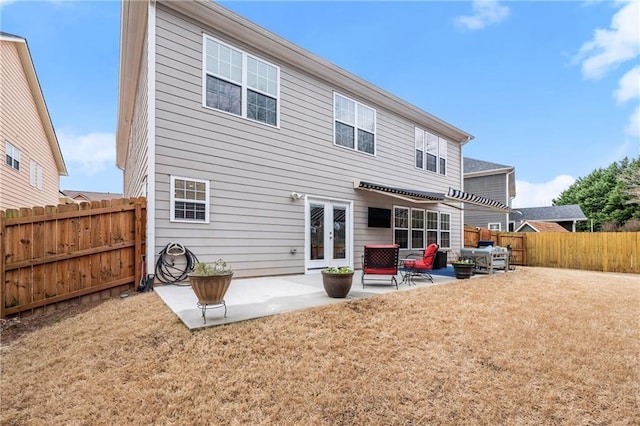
[333, 206, 346, 260]
[310, 204, 324, 260]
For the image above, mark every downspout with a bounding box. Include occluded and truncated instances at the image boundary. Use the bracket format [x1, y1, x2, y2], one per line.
[146, 1, 157, 277]
[460, 136, 471, 247]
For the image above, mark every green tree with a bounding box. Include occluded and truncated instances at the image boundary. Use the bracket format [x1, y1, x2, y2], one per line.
[552, 157, 640, 231]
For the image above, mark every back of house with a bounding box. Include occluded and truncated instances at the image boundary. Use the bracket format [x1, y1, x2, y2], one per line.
[117, 0, 510, 278]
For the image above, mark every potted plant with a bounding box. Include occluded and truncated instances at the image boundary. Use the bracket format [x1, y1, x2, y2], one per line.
[188, 259, 233, 321]
[452, 258, 474, 279]
[321, 266, 354, 298]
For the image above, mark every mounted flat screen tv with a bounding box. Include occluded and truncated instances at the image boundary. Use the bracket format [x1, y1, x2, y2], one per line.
[368, 207, 391, 228]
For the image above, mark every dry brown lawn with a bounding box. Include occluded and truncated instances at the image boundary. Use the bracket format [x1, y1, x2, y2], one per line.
[1, 267, 638, 425]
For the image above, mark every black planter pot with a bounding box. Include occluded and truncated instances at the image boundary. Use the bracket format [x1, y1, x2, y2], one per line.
[453, 263, 474, 279]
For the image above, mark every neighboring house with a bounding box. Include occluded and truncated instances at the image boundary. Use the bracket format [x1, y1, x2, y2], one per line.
[0, 32, 67, 210]
[116, 0, 511, 278]
[463, 158, 516, 231]
[61, 190, 123, 203]
[510, 205, 587, 232]
[515, 220, 569, 233]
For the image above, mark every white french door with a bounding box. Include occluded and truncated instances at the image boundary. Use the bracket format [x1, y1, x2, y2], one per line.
[306, 198, 352, 271]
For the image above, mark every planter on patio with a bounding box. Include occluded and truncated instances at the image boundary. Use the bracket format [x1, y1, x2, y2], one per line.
[321, 267, 354, 298]
[452, 261, 474, 279]
[188, 260, 233, 323]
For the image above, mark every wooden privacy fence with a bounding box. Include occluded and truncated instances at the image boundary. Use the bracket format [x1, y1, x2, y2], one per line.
[0, 197, 146, 317]
[525, 231, 639, 274]
[464, 226, 527, 265]
[464, 226, 639, 273]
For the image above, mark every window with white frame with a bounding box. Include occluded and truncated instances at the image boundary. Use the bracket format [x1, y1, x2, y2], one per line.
[393, 207, 409, 249]
[438, 138, 447, 176]
[414, 128, 424, 169]
[334, 93, 376, 155]
[488, 222, 501, 231]
[29, 160, 43, 190]
[411, 209, 425, 249]
[203, 35, 279, 126]
[170, 176, 210, 223]
[440, 213, 451, 249]
[414, 128, 447, 175]
[426, 211, 438, 245]
[5, 142, 20, 171]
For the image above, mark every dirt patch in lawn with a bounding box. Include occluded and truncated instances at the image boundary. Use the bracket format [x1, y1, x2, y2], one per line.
[1, 267, 638, 425]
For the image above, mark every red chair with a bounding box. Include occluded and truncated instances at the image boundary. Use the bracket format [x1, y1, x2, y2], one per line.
[361, 245, 400, 289]
[402, 243, 438, 283]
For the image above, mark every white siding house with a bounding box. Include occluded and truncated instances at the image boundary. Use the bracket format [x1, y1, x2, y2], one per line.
[117, 0, 510, 279]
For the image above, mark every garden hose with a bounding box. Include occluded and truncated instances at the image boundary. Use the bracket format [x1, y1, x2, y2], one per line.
[155, 242, 199, 285]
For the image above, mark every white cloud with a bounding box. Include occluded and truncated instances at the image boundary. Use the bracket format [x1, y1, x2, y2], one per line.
[575, 1, 640, 80]
[615, 66, 640, 104]
[455, 0, 510, 31]
[513, 175, 576, 208]
[57, 130, 116, 176]
[625, 105, 640, 138]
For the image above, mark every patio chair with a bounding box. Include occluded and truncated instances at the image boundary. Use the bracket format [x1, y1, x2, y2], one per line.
[361, 244, 400, 289]
[401, 243, 438, 283]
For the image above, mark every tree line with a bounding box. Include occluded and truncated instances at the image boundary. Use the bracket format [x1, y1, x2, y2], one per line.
[553, 157, 640, 232]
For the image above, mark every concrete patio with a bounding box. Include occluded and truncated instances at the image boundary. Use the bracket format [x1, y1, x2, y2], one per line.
[155, 268, 463, 330]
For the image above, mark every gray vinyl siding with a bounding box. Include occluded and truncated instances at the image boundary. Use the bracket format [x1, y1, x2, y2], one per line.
[464, 174, 508, 230]
[152, 5, 463, 277]
[123, 34, 149, 198]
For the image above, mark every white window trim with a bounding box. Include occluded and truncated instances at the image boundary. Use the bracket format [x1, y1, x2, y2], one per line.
[170, 176, 210, 224]
[394, 206, 449, 250]
[488, 222, 501, 231]
[438, 137, 448, 176]
[410, 208, 425, 250]
[202, 33, 281, 128]
[393, 206, 410, 249]
[5, 142, 20, 171]
[440, 212, 451, 249]
[333, 92, 376, 156]
[414, 128, 447, 176]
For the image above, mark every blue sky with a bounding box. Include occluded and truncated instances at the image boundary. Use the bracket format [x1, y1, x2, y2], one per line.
[1, 0, 638, 207]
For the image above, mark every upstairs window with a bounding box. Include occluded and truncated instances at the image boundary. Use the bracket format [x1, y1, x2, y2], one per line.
[414, 128, 448, 175]
[170, 176, 210, 223]
[334, 93, 376, 155]
[203, 35, 279, 127]
[5, 142, 20, 171]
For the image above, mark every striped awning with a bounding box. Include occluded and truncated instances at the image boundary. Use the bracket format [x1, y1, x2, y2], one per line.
[354, 180, 513, 212]
[355, 180, 444, 201]
[445, 188, 511, 211]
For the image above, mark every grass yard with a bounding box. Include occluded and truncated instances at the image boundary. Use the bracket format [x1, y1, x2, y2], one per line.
[1, 267, 638, 425]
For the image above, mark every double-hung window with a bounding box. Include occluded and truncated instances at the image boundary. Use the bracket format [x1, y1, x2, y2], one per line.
[394, 207, 426, 250]
[426, 211, 439, 246]
[411, 209, 425, 249]
[414, 128, 447, 175]
[5, 142, 20, 171]
[440, 213, 451, 249]
[396, 207, 451, 249]
[334, 93, 376, 155]
[393, 207, 409, 249]
[203, 35, 279, 127]
[170, 176, 210, 223]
